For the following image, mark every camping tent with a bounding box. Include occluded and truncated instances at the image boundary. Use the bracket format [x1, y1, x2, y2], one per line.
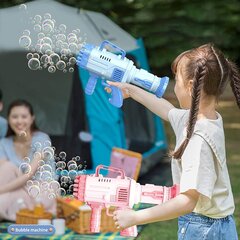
[0, 0, 168, 175]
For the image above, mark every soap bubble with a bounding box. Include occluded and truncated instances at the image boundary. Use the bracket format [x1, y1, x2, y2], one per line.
[48, 65, 56, 73]
[49, 53, 60, 64]
[59, 24, 66, 32]
[38, 32, 45, 39]
[19, 35, 31, 48]
[23, 30, 30, 36]
[28, 185, 40, 198]
[33, 24, 41, 32]
[56, 161, 66, 169]
[19, 4, 27, 10]
[19, 163, 31, 174]
[69, 57, 76, 65]
[48, 192, 56, 199]
[34, 15, 42, 23]
[28, 58, 40, 70]
[69, 67, 74, 73]
[44, 13, 52, 19]
[23, 157, 31, 163]
[56, 60, 66, 70]
[26, 53, 33, 60]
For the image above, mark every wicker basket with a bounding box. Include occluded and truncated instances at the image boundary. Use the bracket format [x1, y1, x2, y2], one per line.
[16, 208, 53, 224]
[57, 197, 118, 234]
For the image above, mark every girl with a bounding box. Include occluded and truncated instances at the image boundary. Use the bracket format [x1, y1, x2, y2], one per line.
[107, 44, 239, 239]
[0, 99, 56, 221]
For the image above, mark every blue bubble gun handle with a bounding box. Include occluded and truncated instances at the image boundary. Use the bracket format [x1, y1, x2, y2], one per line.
[85, 74, 98, 95]
[101, 81, 123, 108]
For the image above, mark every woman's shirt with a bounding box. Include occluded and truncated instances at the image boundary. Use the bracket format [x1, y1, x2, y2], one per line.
[0, 131, 56, 179]
[168, 108, 235, 218]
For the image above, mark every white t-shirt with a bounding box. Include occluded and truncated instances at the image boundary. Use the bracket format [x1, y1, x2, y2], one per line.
[168, 108, 235, 218]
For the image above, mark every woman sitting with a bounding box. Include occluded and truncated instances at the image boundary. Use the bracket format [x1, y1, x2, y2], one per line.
[0, 99, 56, 221]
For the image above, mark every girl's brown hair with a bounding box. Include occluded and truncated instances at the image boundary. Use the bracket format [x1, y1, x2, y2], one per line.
[171, 43, 240, 159]
[6, 99, 39, 137]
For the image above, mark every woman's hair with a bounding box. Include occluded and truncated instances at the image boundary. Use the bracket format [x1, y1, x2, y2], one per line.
[171, 43, 240, 159]
[6, 99, 39, 137]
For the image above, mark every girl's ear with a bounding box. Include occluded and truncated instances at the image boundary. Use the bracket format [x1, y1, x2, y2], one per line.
[187, 80, 193, 96]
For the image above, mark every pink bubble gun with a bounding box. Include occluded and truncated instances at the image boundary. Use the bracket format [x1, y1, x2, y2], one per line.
[73, 165, 179, 237]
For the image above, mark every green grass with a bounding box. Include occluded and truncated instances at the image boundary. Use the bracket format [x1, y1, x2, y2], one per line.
[138, 100, 240, 240]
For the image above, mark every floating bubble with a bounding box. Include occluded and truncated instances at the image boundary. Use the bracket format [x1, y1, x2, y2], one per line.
[40, 171, 53, 182]
[19, 4, 27, 10]
[27, 180, 33, 187]
[26, 53, 33, 60]
[68, 163, 77, 171]
[49, 181, 60, 191]
[75, 156, 80, 161]
[44, 140, 52, 147]
[34, 15, 42, 23]
[18, 131, 27, 137]
[28, 58, 40, 70]
[19, 35, 31, 48]
[69, 57, 76, 65]
[56, 161, 66, 169]
[57, 188, 66, 196]
[61, 170, 69, 177]
[38, 159, 45, 167]
[56, 34, 66, 42]
[28, 185, 40, 198]
[33, 151, 42, 159]
[44, 13, 52, 19]
[48, 65, 56, 73]
[40, 43, 52, 53]
[42, 24, 53, 34]
[49, 53, 60, 64]
[79, 131, 93, 142]
[69, 184, 74, 192]
[68, 170, 77, 179]
[56, 167, 63, 176]
[42, 146, 54, 160]
[23, 29, 30, 36]
[48, 192, 56, 199]
[59, 24, 66, 32]
[56, 60, 66, 70]
[67, 160, 76, 167]
[59, 151, 66, 159]
[19, 162, 31, 174]
[34, 24, 41, 32]
[38, 32, 45, 39]
[69, 43, 78, 53]
[40, 181, 49, 191]
[40, 54, 49, 63]
[33, 141, 42, 150]
[23, 157, 31, 163]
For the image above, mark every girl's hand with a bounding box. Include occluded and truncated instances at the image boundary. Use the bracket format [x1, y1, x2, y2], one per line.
[113, 209, 137, 230]
[105, 81, 133, 99]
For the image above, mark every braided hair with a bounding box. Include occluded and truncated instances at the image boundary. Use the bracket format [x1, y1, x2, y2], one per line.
[171, 44, 240, 159]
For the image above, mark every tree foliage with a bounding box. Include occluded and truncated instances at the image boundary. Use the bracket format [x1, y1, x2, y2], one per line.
[1, 0, 240, 74]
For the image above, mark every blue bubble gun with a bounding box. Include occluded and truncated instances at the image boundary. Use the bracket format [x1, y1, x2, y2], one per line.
[77, 40, 169, 108]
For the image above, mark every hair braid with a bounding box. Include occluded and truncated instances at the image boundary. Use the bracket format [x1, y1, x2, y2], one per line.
[172, 59, 206, 159]
[227, 60, 240, 109]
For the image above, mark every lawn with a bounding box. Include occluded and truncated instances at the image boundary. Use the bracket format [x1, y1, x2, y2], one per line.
[137, 97, 240, 240]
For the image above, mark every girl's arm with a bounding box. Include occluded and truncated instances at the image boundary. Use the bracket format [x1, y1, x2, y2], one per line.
[0, 153, 41, 194]
[107, 81, 175, 121]
[113, 189, 199, 229]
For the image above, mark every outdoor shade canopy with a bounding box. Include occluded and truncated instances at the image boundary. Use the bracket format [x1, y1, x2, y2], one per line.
[0, 0, 167, 176]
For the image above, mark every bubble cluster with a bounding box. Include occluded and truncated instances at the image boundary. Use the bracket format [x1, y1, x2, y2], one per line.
[19, 12, 87, 73]
[24, 141, 87, 199]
